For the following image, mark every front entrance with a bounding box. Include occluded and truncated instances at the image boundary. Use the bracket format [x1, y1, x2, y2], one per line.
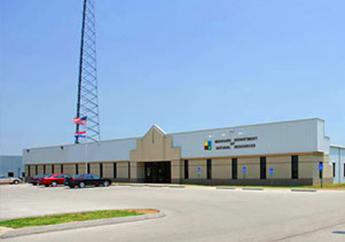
[144, 161, 171, 183]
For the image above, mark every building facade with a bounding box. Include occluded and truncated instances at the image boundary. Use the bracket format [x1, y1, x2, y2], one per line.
[23, 118, 337, 185]
[0, 156, 24, 178]
[329, 145, 345, 184]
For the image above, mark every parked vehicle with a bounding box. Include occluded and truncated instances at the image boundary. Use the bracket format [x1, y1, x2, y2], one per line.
[39, 174, 71, 187]
[64, 174, 112, 188]
[29, 174, 51, 186]
[0, 176, 22, 185]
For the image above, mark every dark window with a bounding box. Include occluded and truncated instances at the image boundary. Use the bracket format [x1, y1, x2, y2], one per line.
[291, 155, 298, 179]
[332, 163, 336, 177]
[344, 163, 345, 177]
[52, 165, 55, 174]
[207, 159, 212, 180]
[232, 158, 238, 179]
[260, 157, 266, 179]
[93, 174, 100, 179]
[8, 172, 14, 177]
[184, 160, 189, 179]
[43, 165, 46, 174]
[100, 163, 103, 177]
[35, 165, 38, 175]
[87, 163, 90, 174]
[75, 164, 79, 175]
[28, 165, 31, 177]
[113, 163, 117, 178]
[60, 164, 64, 173]
[22, 172, 25, 177]
[128, 162, 131, 179]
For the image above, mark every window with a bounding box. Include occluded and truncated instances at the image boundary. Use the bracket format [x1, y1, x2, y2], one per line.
[100, 163, 103, 177]
[75, 164, 79, 175]
[86, 174, 93, 179]
[332, 163, 336, 177]
[43, 165, 46, 174]
[28, 165, 31, 177]
[344, 163, 345, 177]
[184, 160, 189, 179]
[128, 162, 131, 179]
[35, 165, 38, 175]
[113, 163, 117, 178]
[207, 159, 212, 180]
[91, 174, 100, 179]
[60, 164, 64, 173]
[291, 155, 298, 179]
[87, 163, 90, 174]
[232, 158, 238, 179]
[52, 164, 54, 173]
[260, 157, 266, 179]
[8, 172, 14, 177]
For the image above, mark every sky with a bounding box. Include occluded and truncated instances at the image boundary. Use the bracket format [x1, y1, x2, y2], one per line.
[1, 0, 344, 155]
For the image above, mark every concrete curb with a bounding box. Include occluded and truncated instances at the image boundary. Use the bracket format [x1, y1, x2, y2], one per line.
[0, 212, 165, 239]
[146, 184, 165, 188]
[168, 185, 185, 188]
[291, 189, 317, 192]
[216, 187, 236, 190]
[114, 183, 185, 189]
[242, 187, 264, 191]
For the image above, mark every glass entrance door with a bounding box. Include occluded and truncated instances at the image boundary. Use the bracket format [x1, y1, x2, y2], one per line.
[145, 161, 171, 183]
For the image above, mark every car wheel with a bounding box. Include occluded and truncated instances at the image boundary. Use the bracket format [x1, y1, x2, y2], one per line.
[103, 181, 110, 187]
[79, 182, 85, 188]
[51, 181, 57, 187]
[13, 180, 19, 185]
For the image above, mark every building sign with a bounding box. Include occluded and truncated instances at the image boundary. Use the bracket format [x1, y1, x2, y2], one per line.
[214, 136, 258, 150]
[204, 133, 258, 151]
[197, 166, 202, 176]
[204, 140, 212, 151]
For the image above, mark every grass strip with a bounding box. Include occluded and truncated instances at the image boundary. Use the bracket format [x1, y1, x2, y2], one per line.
[0, 209, 144, 229]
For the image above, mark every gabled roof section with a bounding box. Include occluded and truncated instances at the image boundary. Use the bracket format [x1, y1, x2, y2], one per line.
[149, 124, 167, 135]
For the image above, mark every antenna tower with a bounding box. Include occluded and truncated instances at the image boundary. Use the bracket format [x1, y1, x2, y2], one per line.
[75, 0, 100, 143]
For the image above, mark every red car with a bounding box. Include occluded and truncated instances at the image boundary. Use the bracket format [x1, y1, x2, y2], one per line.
[39, 174, 71, 187]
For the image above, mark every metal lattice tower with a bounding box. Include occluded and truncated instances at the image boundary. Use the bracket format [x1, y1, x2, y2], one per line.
[75, 0, 100, 144]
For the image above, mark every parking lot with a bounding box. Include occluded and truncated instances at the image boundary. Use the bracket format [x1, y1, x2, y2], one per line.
[1, 184, 345, 242]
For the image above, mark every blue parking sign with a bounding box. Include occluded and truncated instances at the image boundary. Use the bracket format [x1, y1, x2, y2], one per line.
[242, 166, 247, 174]
[319, 162, 323, 171]
[269, 167, 274, 176]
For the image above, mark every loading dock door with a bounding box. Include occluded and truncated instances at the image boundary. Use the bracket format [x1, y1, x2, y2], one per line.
[145, 161, 171, 183]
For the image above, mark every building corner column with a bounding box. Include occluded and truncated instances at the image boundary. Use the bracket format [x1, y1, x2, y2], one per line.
[171, 159, 182, 184]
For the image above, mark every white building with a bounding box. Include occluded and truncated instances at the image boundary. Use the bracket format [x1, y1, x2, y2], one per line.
[23, 118, 341, 185]
[330, 145, 345, 184]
